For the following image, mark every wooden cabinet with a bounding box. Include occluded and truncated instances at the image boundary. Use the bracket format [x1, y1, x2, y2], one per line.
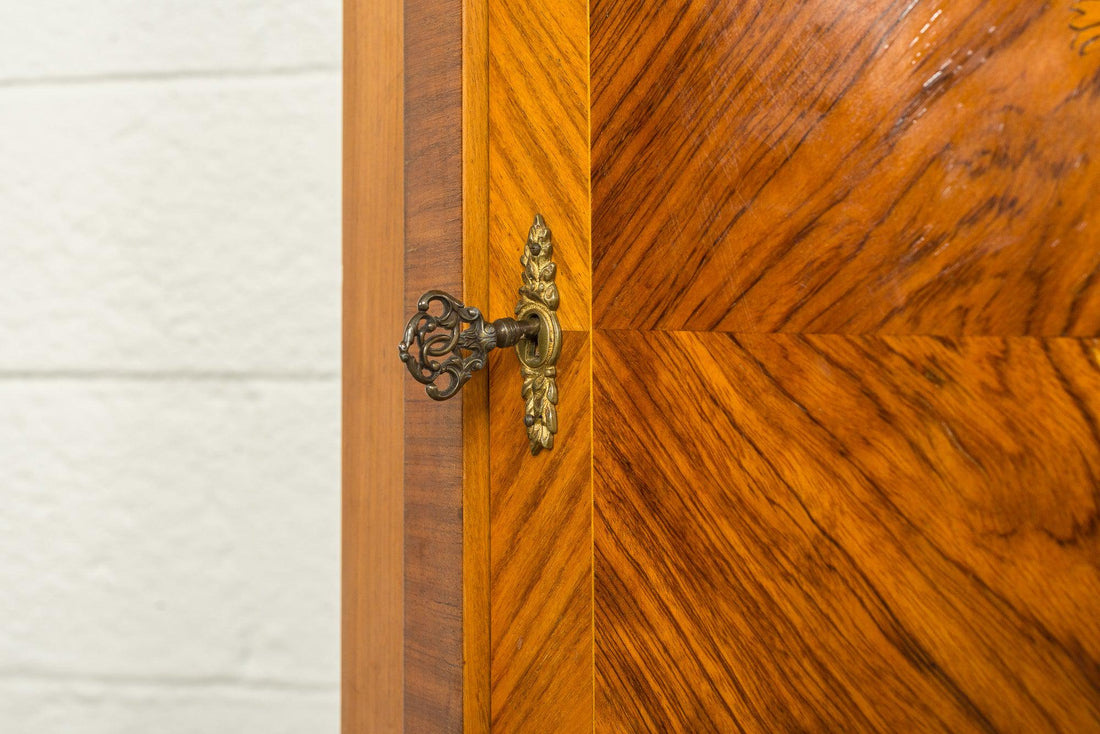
[345, 0, 1100, 730]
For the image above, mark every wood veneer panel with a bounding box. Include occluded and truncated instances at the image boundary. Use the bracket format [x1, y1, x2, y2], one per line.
[591, 0, 1100, 335]
[488, 0, 594, 724]
[342, 0, 403, 729]
[349, 0, 492, 727]
[490, 333, 593, 731]
[404, 0, 464, 729]
[463, 0, 491, 729]
[595, 330, 1100, 731]
[488, 0, 590, 329]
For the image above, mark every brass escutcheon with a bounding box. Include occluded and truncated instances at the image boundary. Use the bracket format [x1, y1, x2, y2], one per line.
[397, 213, 563, 454]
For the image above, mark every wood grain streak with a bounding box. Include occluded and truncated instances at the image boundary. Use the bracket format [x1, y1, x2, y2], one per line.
[490, 333, 593, 731]
[463, 0, 492, 729]
[489, 0, 590, 329]
[342, 0, 403, 730]
[595, 330, 1100, 732]
[488, 0, 594, 726]
[591, 0, 1100, 335]
[405, 0, 464, 729]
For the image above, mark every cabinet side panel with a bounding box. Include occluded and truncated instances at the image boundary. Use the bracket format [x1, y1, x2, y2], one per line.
[342, 0, 403, 731]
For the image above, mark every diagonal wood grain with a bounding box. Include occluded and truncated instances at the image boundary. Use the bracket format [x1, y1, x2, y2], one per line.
[489, 0, 590, 330]
[490, 333, 593, 732]
[487, 0, 594, 727]
[595, 330, 1100, 732]
[591, 0, 1100, 335]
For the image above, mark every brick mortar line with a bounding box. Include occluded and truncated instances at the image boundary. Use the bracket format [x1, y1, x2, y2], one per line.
[0, 64, 340, 90]
[0, 370, 339, 382]
[0, 670, 337, 694]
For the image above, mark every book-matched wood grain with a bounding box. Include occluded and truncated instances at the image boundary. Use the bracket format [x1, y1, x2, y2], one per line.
[477, 0, 1100, 731]
[489, 334, 593, 731]
[594, 330, 1100, 731]
[488, 0, 590, 329]
[590, 0, 1100, 335]
[342, 0, 402, 730]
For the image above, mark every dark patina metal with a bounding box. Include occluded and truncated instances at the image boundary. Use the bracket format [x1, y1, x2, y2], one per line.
[397, 214, 562, 453]
[398, 290, 539, 400]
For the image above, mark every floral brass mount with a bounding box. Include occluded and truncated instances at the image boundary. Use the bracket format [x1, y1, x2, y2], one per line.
[397, 214, 562, 454]
[1071, 0, 1100, 55]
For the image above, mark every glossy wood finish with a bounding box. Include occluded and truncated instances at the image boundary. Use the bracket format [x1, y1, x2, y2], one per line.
[488, 0, 590, 329]
[489, 334, 593, 731]
[591, 0, 1100, 335]
[595, 330, 1100, 731]
[488, 0, 595, 729]
[463, 0, 492, 728]
[474, 0, 1100, 730]
[342, 0, 402, 730]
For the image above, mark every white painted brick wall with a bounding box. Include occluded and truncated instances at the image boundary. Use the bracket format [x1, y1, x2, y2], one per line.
[0, 2, 340, 731]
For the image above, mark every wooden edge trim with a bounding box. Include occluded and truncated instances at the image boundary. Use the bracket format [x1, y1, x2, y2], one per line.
[345, 0, 489, 728]
[342, 0, 404, 730]
[403, 0, 465, 728]
[462, 0, 492, 730]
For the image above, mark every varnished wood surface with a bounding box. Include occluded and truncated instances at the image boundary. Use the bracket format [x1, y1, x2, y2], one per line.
[488, 0, 590, 329]
[477, 0, 1100, 731]
[404, 0, 465, 729]
[595, 330, 1100, 731]
[463, 0, 492, 729]
[341, 0, 403, 730]
[487, 0, 594, 728]
[490, 334, 593, 731]
[591, 0, 1100, 335]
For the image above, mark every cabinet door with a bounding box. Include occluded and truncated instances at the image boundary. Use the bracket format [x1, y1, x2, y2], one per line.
[344, 0, 1100, 731]
[487, 0, 1100, 731]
